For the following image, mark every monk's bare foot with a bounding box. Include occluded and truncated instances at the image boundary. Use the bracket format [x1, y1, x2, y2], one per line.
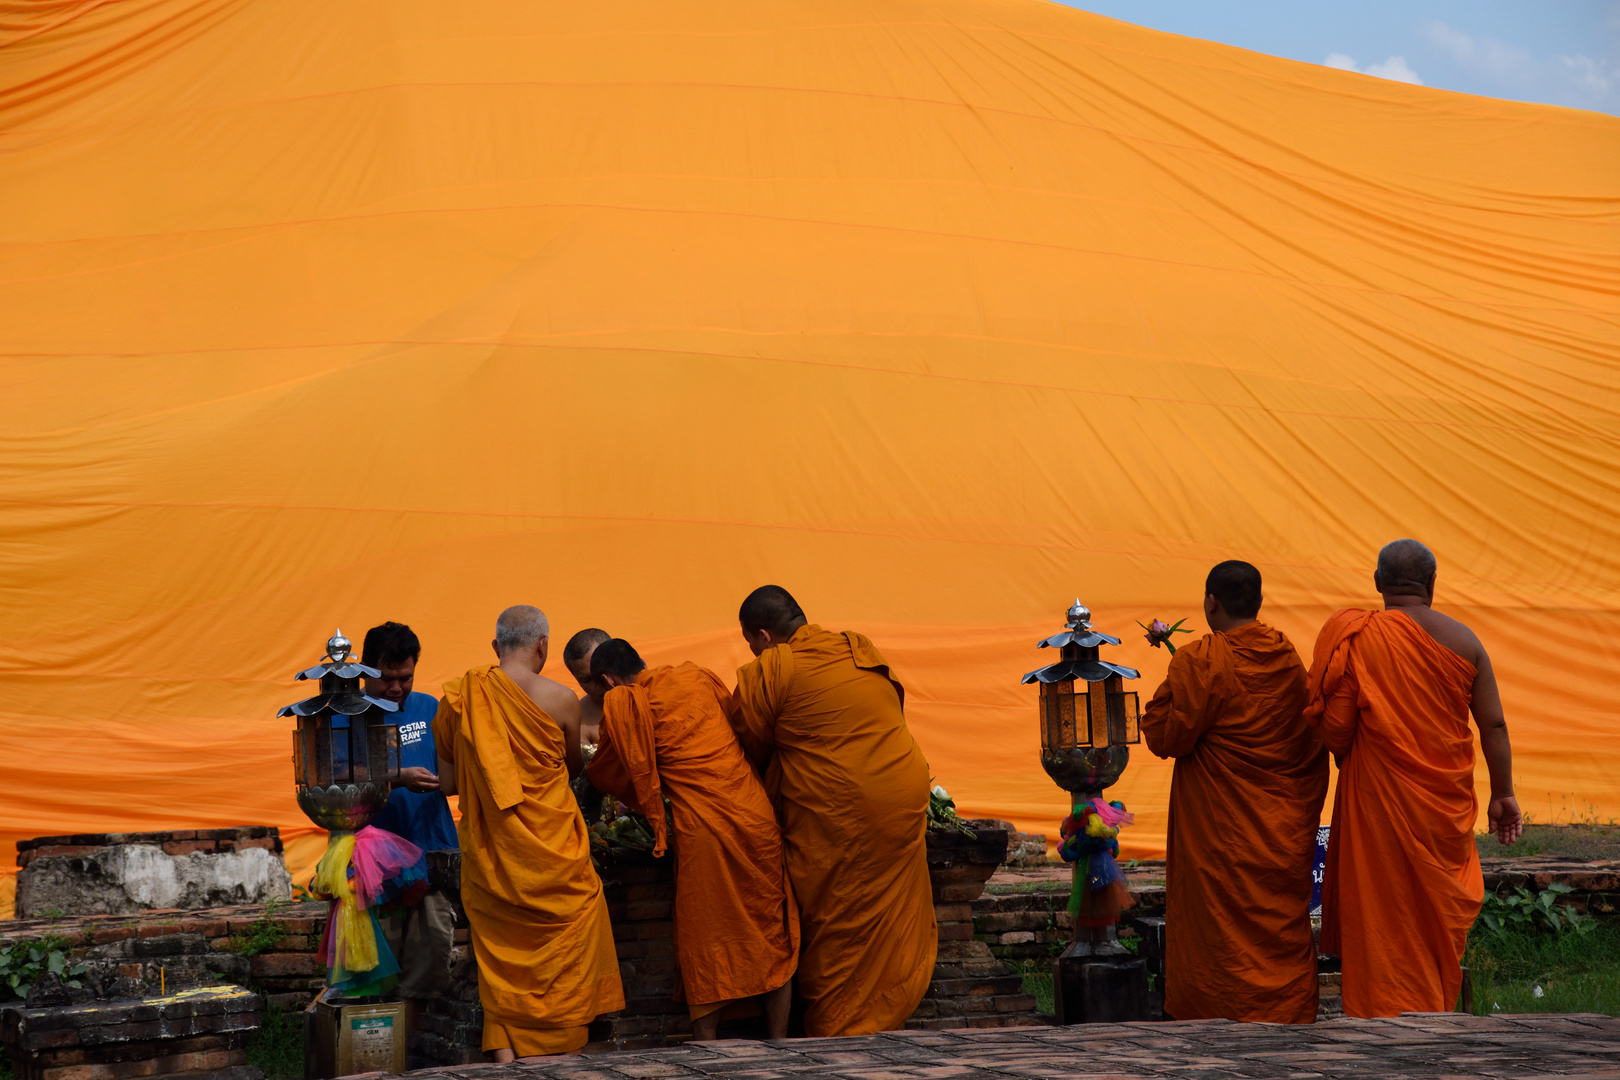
[490, 1048, 516, 1063]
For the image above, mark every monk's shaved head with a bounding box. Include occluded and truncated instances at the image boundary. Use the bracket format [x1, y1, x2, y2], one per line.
[591, 638, 647, 681]
[494, 605, 549, 655]
[1205, 560, 1263, 620]
[1375, 539, 1437, 597]
[563, 627, 611, 669]
[739, 585, 807, 638]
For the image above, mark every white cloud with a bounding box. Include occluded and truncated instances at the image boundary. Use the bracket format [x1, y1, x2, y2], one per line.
[1321, 53, 1424, 85]
[1363, 56, 1424, 84]
[1417, 18, 1615, 111]
[1419, 21, 1536, 85]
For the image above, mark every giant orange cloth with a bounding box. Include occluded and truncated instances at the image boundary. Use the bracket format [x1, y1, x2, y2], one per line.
[731, 625, 936, 1036]
[2, 0, 1619, 916]
[433, 665, 624, 1054]
[1142, 622, 1328, 1024]
[585, 661, 798, 1017]
[1307, 609, 1483, 1018]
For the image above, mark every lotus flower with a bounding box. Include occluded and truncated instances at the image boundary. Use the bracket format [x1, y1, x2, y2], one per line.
[1137, 616, 1194, 656]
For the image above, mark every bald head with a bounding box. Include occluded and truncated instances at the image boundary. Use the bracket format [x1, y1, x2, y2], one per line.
[494, 605, 550, 656]
[1375, 539, 1437, 599]
[563, 628, 610, 669]
[739, 585, 806, 638]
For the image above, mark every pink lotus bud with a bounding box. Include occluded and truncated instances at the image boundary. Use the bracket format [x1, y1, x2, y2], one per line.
[1150, 619, 1170, 635]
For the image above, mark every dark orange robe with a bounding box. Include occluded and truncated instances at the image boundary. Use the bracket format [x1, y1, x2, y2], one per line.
[433, 665, 625, 1055]
[585, 662, 798, 1017]
[1307, 609, 1482, 1018]
[1142, 622, 1328, 1024]
[731, 624, 936, 1036]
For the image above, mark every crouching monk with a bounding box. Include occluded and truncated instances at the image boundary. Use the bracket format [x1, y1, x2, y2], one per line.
[1308, 540, 1522, 1018]
[730, 586, 936, 1036]
[585, 639, 798, 1040]
[432, 605, 624, 1059]
[1142, 560, 1328, 1024]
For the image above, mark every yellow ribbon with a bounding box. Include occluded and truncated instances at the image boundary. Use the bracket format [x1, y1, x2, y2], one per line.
[312, 833, 377, 974]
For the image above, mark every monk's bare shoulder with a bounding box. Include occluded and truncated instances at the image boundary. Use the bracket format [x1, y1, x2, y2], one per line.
[526, 675, 581, 722]
[1397, 606, 1485, 667]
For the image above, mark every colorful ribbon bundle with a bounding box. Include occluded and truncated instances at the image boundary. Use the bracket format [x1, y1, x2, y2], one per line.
[310, 826, 427, 996]
[1058, 799, 1137, 928]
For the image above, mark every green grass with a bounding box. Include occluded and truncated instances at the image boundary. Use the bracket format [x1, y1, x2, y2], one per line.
[1468, 920, 1620, 1016]
[246, 1006, 305, 1080]
[1010, 959, 1055, 1013]
[1477, 824, 1620, 862]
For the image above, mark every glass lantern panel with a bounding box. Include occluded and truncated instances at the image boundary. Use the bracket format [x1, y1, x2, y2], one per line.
[351, 716, 371, 784]
[1059, 679, 1079, 749]
[1087, 678, 1110, 747]
[314, 715, 333, 787]
[1107, 687, 1141, 745]
[291, 729, 304, 787]
[330, 721, 351, 785]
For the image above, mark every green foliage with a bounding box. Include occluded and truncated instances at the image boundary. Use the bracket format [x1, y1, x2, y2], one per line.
[223, 896, 286, 957]
[290, 883, 318, 904]
[926, 781, 976, 837]
[1478, 822, 1620, 861]
[1468, 920, 1620, 1016]
[245, 1005, 305, 1080]
[1476, 884, 1594, 941]
[1009, 958, 1054, 1013]
[0, 935, 88, 1002]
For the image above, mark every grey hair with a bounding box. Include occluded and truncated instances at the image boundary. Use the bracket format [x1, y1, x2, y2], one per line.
[494, 605, 550, 654]
[1375, 539, 1437, 595]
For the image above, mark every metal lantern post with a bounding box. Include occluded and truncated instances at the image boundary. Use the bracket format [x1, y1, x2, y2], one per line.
[280, 630, 403, 833]
[1022, 599, 1151, 1023]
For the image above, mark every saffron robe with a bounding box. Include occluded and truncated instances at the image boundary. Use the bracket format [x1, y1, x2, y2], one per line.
[1141, 622, 1328, 1024]
[1307, 609, 1483, 1018]
[586, 662, 798, 1017]
[433, 665, 624, 1054]
[731, 624, 936, 1036]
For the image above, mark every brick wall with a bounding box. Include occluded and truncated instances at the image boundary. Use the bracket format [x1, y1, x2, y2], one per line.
[15, 828, 285, 870]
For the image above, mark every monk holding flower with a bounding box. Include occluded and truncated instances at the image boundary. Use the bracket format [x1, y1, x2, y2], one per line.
[1142, 561, 1328, 1023]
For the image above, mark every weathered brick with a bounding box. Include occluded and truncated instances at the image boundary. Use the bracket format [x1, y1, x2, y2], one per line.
[90, 928, 136, 946]
[933, 903, 973, 923]
[998, 932, 1035, 945]
[161, 841, 218, 856]
[933, 883, 987, 903]
[937, 923, 975, 941]
[625, 901, 672, 921]
[135, 925, 180, 940]
[250, 952, 322, 977]
[177, 919, 226, 938]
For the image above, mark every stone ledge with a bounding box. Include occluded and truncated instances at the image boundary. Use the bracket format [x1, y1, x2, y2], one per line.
[393, 1014, 1620, 1079]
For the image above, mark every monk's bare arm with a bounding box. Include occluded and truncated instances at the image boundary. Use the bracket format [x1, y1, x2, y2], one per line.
[1470, 649, 1522, 845]
[436, 755, 458, 797]
[548, 691, 585, 779]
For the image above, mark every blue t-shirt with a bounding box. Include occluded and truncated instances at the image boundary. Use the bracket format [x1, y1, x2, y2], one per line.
[371, 691, 460, 855]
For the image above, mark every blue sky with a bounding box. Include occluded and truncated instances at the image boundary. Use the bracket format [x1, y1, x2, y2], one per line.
[1059, 1, 1620, 115]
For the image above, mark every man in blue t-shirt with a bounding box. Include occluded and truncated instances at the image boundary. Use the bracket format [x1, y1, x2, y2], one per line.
[363, 622, 459, 1017]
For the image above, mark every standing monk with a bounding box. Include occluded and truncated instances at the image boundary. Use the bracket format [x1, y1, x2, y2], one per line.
[1142, 561, 1328, 1024]
[432, 606, 624, 1060]
[729, 586, 936, 1037]
[1307, 540, 1522, 1018]
[585, 639, 798, 1041]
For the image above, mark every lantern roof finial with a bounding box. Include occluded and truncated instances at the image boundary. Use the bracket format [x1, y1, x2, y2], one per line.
[1066, 599, 1091, 629]
[325, 629, 352, 663]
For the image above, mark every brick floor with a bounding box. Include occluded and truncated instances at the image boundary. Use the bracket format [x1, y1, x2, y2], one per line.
[386, 1014, 1620, 1079]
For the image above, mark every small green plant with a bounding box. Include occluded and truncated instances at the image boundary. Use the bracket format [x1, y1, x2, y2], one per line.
[290, 883, 317, 903]
[223, 896, 287, 957]
[0, 935, 88, 1001]
[1477, 883, 1594, 940]
[927, 781, 976, 837]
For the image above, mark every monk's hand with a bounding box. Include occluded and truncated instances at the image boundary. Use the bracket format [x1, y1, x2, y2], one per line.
[398, 766, 441, 793]
[1488, 793, 1523, 846]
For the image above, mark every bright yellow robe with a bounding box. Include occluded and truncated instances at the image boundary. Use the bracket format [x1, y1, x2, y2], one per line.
[731, 624, 936, 1036]
[433, 665, 624, 1054]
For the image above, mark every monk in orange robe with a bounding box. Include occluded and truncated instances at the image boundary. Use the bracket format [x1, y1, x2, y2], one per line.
[729, 585, 936, 1037]
[584, 638, 798, 1040]
[1142, 560, 1328, 1024]
[432, 605, 624, 1060]
[1307, 540, 1522, 1018]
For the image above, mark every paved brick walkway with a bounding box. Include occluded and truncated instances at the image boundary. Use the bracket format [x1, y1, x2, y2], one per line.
[392, 1013, 1620, 1079]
